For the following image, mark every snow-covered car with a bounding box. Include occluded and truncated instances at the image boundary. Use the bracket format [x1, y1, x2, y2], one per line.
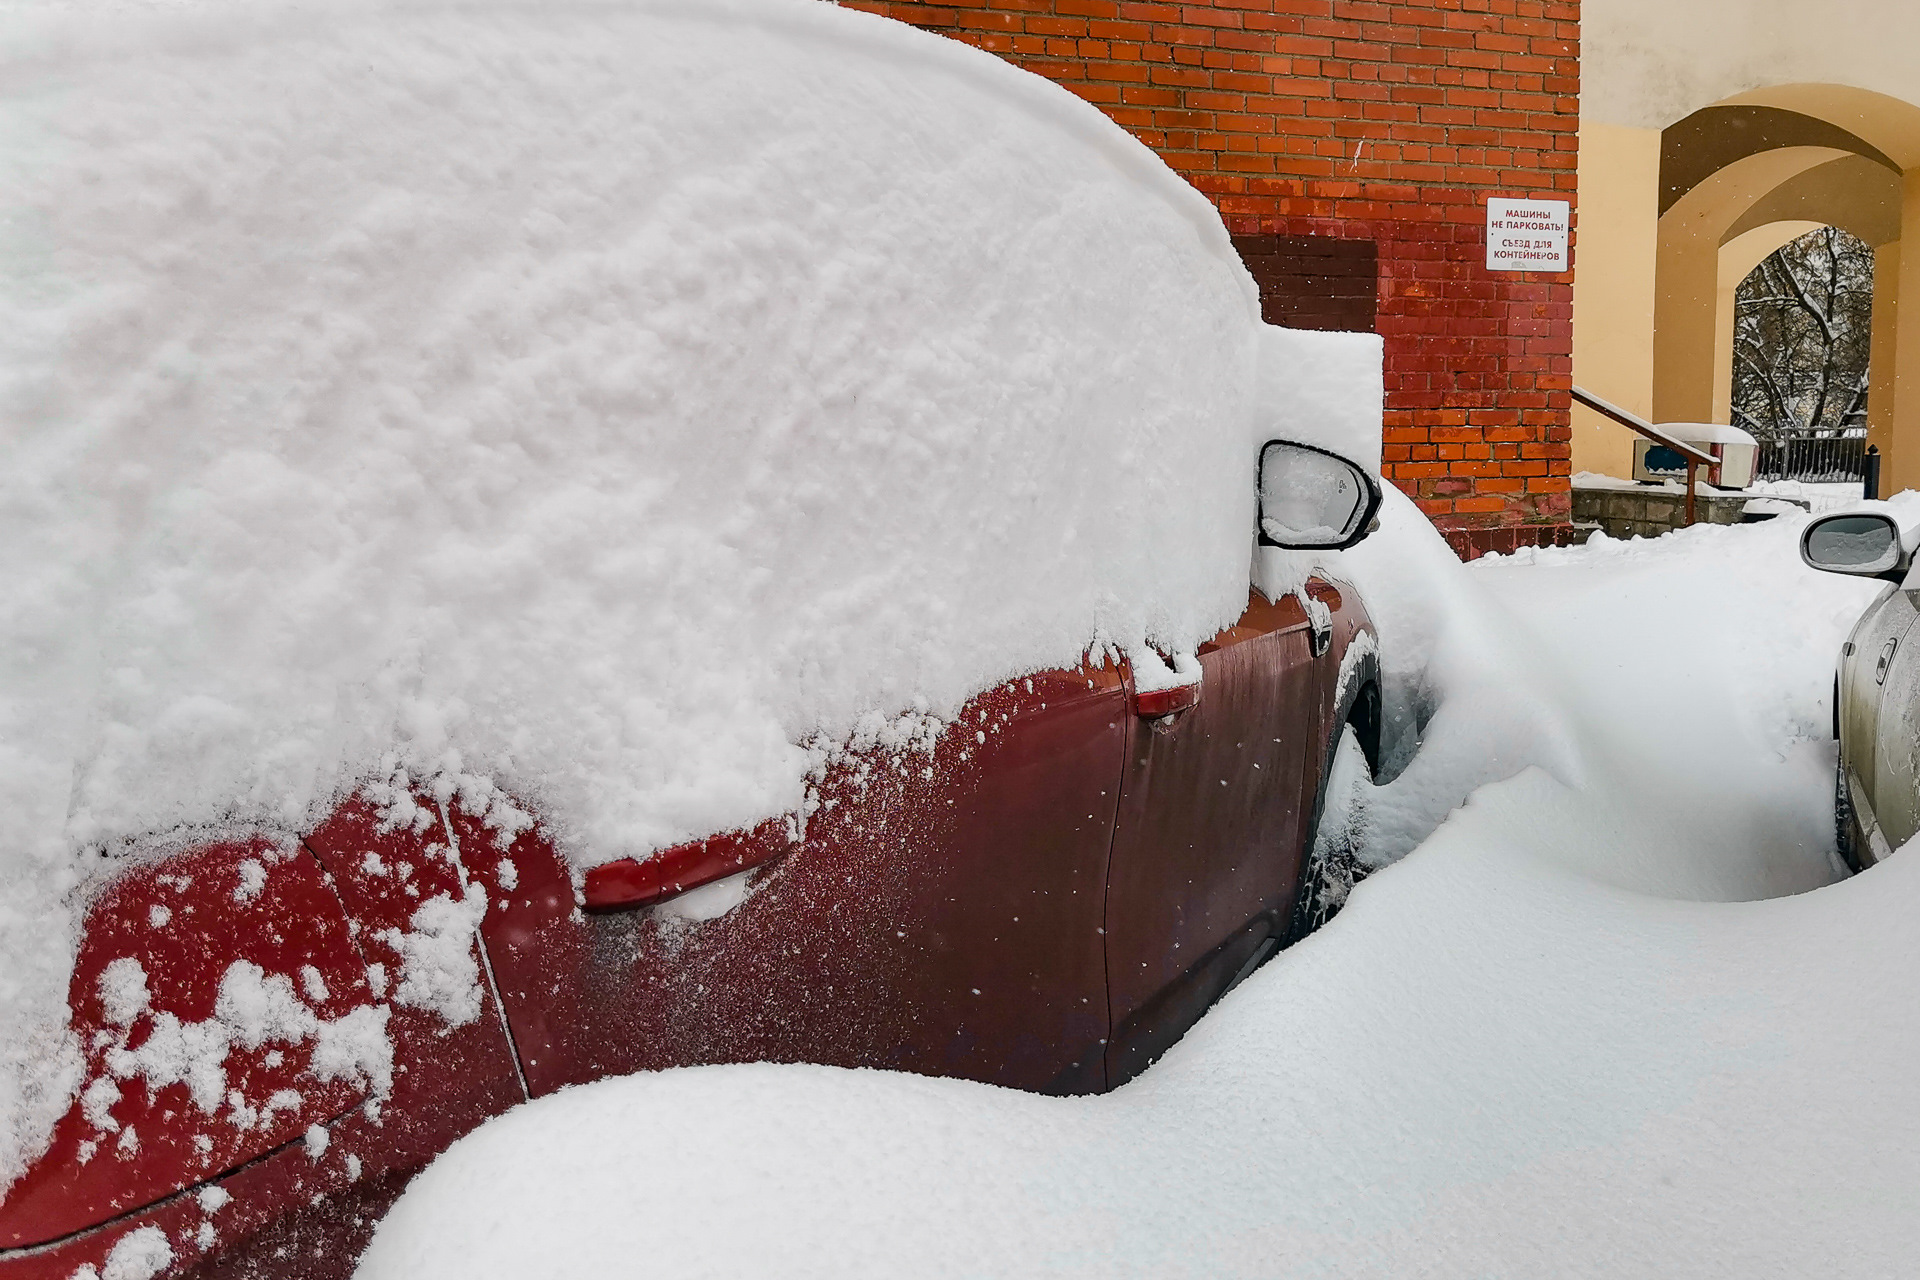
[0, 443, 1381, 1280]
[1802, 511, 1920, 866]
[0, 1, 1390, 1276]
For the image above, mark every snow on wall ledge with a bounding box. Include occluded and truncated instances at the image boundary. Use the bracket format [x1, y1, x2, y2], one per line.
[0, 0, 1384, 1189]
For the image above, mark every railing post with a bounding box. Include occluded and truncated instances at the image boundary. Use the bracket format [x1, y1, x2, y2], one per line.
[1866, 445, 1882, 501]
[1685, 460, 1697, 526]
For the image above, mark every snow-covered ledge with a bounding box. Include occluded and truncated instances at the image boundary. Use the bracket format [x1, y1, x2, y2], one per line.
[1572, 471, 1813, 541]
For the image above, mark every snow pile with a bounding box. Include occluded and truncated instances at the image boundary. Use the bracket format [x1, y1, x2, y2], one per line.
[1335, 488, 1888, 901]
[72, 1225, 172, 1280]
[1747, 477, 1872, 515]
[0, 0, 1266, 867]
[0, 0, 1394, 1189]
[375, 889, 487, 1028]
[359, 502, 1920, 1278]
[1253, 326, 1384, 475]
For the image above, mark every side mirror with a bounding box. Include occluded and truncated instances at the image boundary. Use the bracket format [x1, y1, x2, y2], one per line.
[1257, 439, 1383, 551]
[1801, 512, 1909, 581]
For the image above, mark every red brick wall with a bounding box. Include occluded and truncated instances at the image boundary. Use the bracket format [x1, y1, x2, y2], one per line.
[842, 0, 1579, 558]
[1232, 233, 1378, 331]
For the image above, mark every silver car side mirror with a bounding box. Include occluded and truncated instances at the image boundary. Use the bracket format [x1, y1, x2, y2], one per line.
[1257, 439, 1383, 551]
[1801, 512, 1909, 582]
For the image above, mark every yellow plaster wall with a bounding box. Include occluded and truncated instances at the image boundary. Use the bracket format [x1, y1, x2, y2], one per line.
[1870, 241, 1899, 468]
[1890, 169, 1920, 495]
[1570, 123, 1659, 480]
[1584, 0, 1920, 135]
[1653, 147, 1850, 427]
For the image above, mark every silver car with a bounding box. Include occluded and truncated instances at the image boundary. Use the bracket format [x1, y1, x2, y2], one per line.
[1802, 512, 1920, 866]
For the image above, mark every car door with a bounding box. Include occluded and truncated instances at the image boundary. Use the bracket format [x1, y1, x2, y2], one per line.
[1101, 583, 1331, 1086]
[1857, 587, 1920, 854]
[468, 659, 1128, 1100]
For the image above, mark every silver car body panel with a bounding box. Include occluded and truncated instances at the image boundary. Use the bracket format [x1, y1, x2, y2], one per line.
[1840, 583, 1920, 862]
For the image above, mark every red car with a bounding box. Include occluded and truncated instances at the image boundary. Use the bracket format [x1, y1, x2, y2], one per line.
[0, 440, 1381, 1280]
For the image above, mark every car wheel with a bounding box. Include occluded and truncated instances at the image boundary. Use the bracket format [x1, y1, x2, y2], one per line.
[1835, 759, 1861, 875]
[1288, 715, 1375, 942]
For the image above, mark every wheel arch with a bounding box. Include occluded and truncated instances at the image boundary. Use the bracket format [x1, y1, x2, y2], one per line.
[1331, 631, 1382, 775]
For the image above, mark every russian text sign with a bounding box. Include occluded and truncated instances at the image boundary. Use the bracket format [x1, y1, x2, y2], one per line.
[1485, 198, 1569, 273]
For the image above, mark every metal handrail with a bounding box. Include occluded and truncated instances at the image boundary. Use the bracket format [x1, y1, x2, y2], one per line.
[1571, 385, 1715, 526]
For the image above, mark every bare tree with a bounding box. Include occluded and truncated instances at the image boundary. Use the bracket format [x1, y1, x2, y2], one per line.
[1730, 226, 1875, 437]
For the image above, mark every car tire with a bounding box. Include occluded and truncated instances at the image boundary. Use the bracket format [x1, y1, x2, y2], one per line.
[1835, 760, 1861, 875]
[1288, 710, 1376, 943]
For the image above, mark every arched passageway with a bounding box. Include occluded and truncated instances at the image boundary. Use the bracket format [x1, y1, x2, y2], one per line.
[1574, 77, 1920, 492]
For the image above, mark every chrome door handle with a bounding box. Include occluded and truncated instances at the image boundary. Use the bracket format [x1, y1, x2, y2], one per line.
[1308, 610, 1332, 658]
[1878, 637, 1899, 685]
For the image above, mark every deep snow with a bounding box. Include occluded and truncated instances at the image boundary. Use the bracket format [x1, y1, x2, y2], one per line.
[358, 500, 1920, 1279]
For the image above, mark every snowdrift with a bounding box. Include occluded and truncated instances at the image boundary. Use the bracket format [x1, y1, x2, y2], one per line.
[358, 503, 1916, 1279]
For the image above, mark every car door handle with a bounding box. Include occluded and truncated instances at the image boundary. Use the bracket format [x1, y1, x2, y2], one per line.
[583, 820, 790, 912]
[1302, 579, 1338, 657]
[1879, 637, 1899, 685]
[1134, 682, 1200, 718]
[1308, 611, 1331, 657]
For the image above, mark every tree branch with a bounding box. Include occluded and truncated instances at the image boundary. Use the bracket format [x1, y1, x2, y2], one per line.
[1735, 344, 1795, 434]
[1770, 247, 1839, 346]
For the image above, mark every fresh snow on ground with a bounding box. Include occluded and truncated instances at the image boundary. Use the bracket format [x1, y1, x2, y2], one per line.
[359, 500, 1920, 1279]
[1746, 477, 1873, 514]
[1575, 472, 1868, 517]
[0, 0, 1395, 1189]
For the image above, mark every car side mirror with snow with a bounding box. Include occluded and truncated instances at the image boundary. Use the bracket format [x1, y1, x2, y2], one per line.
[1801, 512, 1909, 582]
[1257, 440, 1382, 551]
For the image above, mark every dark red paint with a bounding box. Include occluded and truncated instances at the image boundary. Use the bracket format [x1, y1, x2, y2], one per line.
[1106, 589, 1328, 1084]
[300, 794, 533, 1157]
[0, 839, 372, 1249]
[0, 580, 1375, 1280]
[476, 656, 1127, 1100]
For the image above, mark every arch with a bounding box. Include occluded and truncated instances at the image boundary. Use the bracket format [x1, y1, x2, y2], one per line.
[1649, 92, 1920, 440]
[1654, 148, 1856, 423]
[1575, 56, 1920, 490]
[1716, 85, 1920, 170]
[1722, 156, 1902, 248]
[1660, 106, 1896, 215]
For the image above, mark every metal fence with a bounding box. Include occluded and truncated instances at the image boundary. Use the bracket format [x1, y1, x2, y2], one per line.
[1753, 429, 1870, 483]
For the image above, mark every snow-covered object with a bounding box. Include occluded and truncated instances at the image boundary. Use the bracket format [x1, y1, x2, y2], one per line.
[1253, 326, 1384, 475]
[1659, 422, 1760, 447]
[0, 0, 1391, 1191]
[358, 497, 1912, 1280]
[1631, 422, 1758, 488]
[0, 0, 1277, 873]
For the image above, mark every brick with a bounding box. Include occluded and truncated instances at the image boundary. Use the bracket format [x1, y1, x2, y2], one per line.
[838, 0, 1575, 543]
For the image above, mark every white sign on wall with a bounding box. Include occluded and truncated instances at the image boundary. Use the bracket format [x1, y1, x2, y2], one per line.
[1485, 198, 1570, 273]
